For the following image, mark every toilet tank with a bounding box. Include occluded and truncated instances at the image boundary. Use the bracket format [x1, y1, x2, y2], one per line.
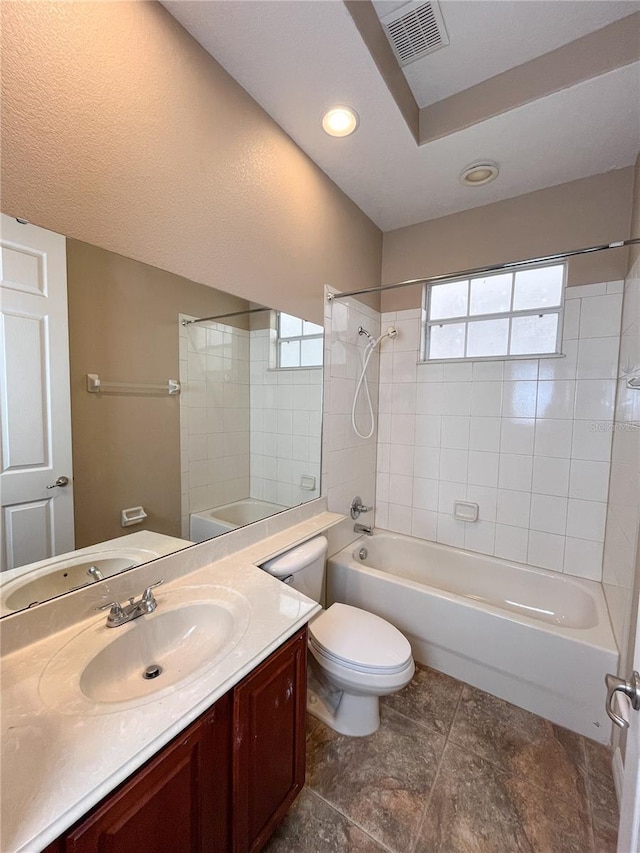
[260, 536, 328, 602]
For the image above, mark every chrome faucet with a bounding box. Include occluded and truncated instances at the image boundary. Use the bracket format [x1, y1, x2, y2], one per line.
[97, 580, 163, 628]
[87, 565, 104, 582]
[353, 523, 373, 536]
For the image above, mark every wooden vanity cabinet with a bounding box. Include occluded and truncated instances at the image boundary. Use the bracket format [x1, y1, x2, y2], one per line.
[42, 627, 307, 853]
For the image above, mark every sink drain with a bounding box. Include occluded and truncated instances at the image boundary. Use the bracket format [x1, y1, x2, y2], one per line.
[143, 664, 163, 680]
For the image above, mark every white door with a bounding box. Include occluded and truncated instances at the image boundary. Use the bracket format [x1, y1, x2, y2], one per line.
[609, 527, 640, 852]
[0, 214, 74, 571]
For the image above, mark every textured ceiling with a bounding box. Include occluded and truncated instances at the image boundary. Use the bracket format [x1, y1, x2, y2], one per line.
[162, 0, 640, 230]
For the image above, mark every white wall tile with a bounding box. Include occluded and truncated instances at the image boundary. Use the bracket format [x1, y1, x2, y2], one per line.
[439, 448, 469, 483]
[390, 413, 415, 445]
[579, 293, 622, 338]
[537, 340, 577, 380]
[472, 361, 504, 381]
[498, 454, 533, 492]
[503, 381, 537, 417]
[415, 415, 441, 447]
[496, 489, 531, 528]
[442, 382, 472, 416]
[390, 443, 415, 476]
[571, 420, 613, 462]
[562, 299, 580, 340]
[464, 520, 496, 555]
[471, 381, 503, 416]
[528, 531, 565, 571]
[438, 480, 467, 514]
[468, 451, 500, 487]
[504, 359, 539, 380]
[470, 417, 501, 453]
[532, 456, 570, 497]
[569, 459, 611, 502]
[566, 499, 607, 542]
[564, 537, 603, 581]
[414, 446, 440, 480]
[495, 524, 529, 562]
[388, 503, 413, 535]
[412, 477, 439, 511]
[534, 419, 573, 458]
[436, 513, 465, 547]
[466, 484, 497, 522]
[441, 416, 470, 449]
[574, 379, 616, 420]
[500, 418, 535, 455]
[411, 508, 438, 540]
[576, 337, 619, 380]
[389, 473, 413, 506]
[536, 381, 575, 419]
[530, 493, 567, 535]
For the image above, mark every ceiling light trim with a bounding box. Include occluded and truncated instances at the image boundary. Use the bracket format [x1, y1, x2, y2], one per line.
[322, 105, 360, 137]
[459, 161, 500, 187]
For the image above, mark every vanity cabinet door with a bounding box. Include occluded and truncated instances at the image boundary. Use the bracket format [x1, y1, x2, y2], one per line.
[62, 692, 231, 853]
[232, 627, 307, 853]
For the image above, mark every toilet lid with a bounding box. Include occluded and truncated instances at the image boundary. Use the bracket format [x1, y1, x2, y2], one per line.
[309, 603, 412, 674]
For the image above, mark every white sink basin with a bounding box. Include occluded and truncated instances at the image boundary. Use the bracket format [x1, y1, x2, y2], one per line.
[39, 585, 251, 715]
[2, 548, 159, 611]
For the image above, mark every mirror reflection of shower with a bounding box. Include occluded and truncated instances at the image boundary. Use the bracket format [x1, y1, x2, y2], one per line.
[351, 325, 398, 439]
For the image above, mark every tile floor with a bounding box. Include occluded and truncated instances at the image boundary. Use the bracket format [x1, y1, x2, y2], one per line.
[265, 665, 619, 853]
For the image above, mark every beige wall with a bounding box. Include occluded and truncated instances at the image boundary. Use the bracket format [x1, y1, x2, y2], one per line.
[67, 239, 248, 548]
[381, 169, 634, 311]
[0, 1, 382, 325]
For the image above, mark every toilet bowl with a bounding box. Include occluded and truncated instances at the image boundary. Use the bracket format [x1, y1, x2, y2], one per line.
[260, 536, 414, 736]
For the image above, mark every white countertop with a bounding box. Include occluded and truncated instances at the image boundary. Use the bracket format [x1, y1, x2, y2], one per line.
[0, 517, 339, 853]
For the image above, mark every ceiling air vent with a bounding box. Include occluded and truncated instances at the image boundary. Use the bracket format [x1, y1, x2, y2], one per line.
[381, 0, 449, 67]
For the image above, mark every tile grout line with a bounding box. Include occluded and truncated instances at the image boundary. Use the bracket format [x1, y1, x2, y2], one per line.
[409, 684, 465, 853]
[305, 786, 397, 853]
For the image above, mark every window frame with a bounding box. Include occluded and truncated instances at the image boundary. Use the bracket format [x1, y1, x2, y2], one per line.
[274, 311, 323, 370]
[421, 261, 567, 363]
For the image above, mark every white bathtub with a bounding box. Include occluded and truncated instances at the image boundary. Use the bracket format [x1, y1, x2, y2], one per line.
[189, 498, 288, 541]
[327, 530, 618, 743]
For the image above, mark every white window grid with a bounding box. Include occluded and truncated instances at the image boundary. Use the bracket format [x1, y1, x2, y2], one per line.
[421, 262, 567, 363]
[275, 312, 323, 369]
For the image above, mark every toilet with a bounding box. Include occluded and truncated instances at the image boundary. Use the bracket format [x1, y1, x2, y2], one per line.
[260, 535, 414, 737]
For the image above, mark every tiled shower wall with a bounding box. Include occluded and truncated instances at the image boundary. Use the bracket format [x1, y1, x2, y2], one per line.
[179, 318, 250, 537]
[249, 329, 322, 507]
[323, 292, 381, 520]
[374, 281, 623, 582]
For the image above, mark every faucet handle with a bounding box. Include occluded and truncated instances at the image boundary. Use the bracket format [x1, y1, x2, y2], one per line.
[142, 580, 163, 601]
[96, 600, 125, 616]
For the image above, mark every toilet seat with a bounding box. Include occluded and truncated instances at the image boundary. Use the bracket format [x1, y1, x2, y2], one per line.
[309, 603, 412, 675]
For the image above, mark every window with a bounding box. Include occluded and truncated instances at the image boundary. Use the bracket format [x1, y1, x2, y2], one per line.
[423, 263, 566, 361]
[276, 312, 323, 368]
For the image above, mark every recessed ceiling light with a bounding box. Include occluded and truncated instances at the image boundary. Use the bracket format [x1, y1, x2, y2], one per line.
[322, 106, 359, 138]
[459, 161, 499, 187]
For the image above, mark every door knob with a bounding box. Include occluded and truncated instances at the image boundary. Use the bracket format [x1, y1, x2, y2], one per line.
[605, 670, 640, 729]
[46, 475, 69, 489]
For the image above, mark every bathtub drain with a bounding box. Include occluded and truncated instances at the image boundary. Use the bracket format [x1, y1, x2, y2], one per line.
[358, 548, 368, 561]
[143, 664, 163, 680]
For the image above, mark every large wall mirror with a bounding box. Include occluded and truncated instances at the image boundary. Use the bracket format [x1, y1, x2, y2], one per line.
[0, 214, 323, 616]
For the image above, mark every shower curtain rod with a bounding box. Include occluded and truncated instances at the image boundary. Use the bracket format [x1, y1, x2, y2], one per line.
[182, 306, 270, 326]
[326, 238, 640, 302]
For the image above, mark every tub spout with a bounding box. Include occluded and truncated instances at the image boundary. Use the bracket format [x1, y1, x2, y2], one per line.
[354, 523, 372, 536]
